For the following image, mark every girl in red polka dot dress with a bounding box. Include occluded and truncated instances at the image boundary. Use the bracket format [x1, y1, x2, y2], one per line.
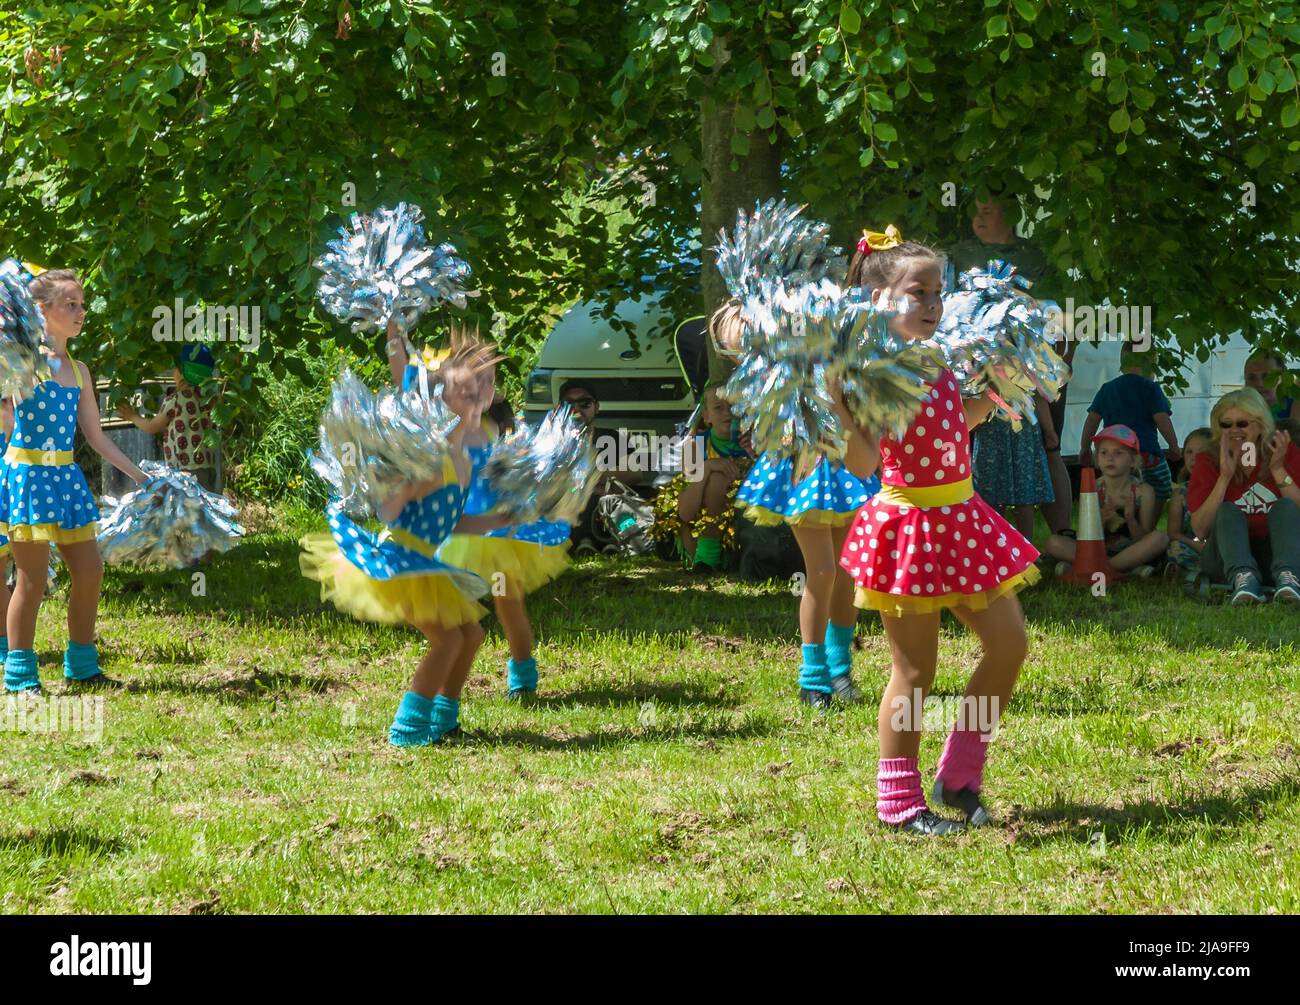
[831, 234, 1039, 836]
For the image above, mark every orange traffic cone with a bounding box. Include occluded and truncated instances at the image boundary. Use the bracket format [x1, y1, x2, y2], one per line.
[1060, 467, 1127, 586]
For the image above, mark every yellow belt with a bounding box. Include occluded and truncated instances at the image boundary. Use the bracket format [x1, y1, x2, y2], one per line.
[875, 477, 973, 508]
[381, 525, 438, 557]
[4, 446, 74, 466]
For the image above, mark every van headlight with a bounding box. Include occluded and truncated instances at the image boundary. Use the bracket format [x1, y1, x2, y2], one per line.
[526, 369, 554, 404]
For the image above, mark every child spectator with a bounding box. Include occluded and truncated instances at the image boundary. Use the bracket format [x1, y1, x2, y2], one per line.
[970, 402, 1056, 542]
[1079, 341, 1179, 503]
[1166, 427, 1212, 579]
[1044, 424, 1168, 576]
[118, 345, 219, 491]
[652, 385, 752, 575]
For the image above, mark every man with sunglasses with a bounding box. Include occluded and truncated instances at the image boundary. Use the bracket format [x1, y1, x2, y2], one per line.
[558, 379, 650, 553]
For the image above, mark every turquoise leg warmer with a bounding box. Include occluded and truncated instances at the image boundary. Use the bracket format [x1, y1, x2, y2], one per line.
[4, 649, 40, 692]
[825, 621, 856, 681]
[0, 635, 8, 669]
[798, 643, 832, 693]
[431, 696, 460, 738]
[63, 640, 102, 681]
[507, 657, 538, 692]
[388, 692, 436, 747]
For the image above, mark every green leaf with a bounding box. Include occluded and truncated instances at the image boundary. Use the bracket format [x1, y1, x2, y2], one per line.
[1070, 23, 1093, 45]
[1283, 104, 1300, 128]
[986, 15, 1008, 38]
[1012, 0, 1037, 22]
[1108, 107, 1130, 132]
[874, 121, 898, 142]
[1218, 25, 1241, 50]
[859, 146, 874, 167]
[1107, 78, 1128, 103]
[1014, 33, 1033, 49]
[707, 1, 731, 22]
[1126, 30, 1150, 52]
[840, 4, 861, 35]
[1228, 63, 1248, 91]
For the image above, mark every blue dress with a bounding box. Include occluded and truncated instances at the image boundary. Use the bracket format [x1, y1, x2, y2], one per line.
[737, 452, 879, 527]
[299, 452, 489, 628]
[437, 437, 572, 594]
[0, 357, 99, 544]
[970, 416, 1054, 507]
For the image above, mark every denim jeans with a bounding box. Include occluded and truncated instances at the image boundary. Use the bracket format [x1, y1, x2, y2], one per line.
[1200, 498, 1300, 584]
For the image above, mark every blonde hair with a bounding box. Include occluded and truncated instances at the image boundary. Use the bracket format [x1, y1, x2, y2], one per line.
[708, 301, 747, 362]
[1209, 387, 1275, 476]
[27, 267, 81, 303]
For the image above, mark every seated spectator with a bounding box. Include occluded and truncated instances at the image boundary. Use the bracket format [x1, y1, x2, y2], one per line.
[651, 385, 753, 575]
[1043, 424, 1168, 576]
[1187, 388, 1300, 604]
[1243, 350, 1296, 433]
[1166, 427, 1212, 579]
[1079, 340, 1179, 503]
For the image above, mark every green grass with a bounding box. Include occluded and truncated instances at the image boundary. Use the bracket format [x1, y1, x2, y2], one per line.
[2, 502, 1298, 914]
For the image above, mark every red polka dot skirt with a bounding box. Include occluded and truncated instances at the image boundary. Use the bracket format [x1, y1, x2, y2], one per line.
[839, 369, 1040, 616]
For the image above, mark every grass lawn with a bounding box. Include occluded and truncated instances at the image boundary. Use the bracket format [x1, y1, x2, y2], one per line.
[2, 501, 1298, 914]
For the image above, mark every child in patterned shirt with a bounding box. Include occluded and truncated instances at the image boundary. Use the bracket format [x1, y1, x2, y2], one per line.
[118, 345, 219, 491]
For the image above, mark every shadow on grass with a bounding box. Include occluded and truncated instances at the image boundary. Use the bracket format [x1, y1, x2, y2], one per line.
[521, 680, 739, 710]
[123, 668, 343, 702]
[1009, 776, 1300, 848]
[465, 717, 774, 751]
[0, 826, 126, 857]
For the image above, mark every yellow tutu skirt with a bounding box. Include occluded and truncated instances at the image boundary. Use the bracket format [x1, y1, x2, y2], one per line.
[743, 504, 859, 528]
[436, 534, 571, 596]
[299, 532, 487, 629]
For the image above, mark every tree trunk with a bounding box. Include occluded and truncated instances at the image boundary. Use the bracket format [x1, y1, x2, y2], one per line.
[700, 39, 782, 384]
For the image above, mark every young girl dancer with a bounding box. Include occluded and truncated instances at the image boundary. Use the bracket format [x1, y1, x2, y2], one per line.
[1, 268, 147, 692]
[436, 362, 572, 701]
[725, 302, 881, 709]
[832, 233, 1038, 835]
[300, 328, 507, 744]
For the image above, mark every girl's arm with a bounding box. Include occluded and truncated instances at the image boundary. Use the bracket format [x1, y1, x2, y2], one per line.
[118, 396, 172, 435]
[962, 393, 998, 431]
[1, 398, 13, 441]
[75, 361, 147, 484]
[1035, 394, 1059, 450]
[454, 512, 512, 534]
[386, 320, 410, 387]
[1079, 410, 1102, 465]
[1134, 484, 1158, 536]
[829, 382, 881, 481]
[1166, 490, 1190, 543]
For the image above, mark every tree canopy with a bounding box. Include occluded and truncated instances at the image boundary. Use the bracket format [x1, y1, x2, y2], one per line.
[3, 0, 1298, 415]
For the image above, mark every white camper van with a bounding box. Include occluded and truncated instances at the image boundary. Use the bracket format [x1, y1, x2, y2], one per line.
[523, 296, 701, 441]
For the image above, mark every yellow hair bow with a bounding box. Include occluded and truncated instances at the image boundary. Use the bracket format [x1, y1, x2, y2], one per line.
[420, 345, 451, 371]
[21, 261, 46, 279]
[857, 225, 903, 255]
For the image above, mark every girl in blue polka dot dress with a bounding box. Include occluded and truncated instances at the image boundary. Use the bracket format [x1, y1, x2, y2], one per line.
[300, 328, 509, 746]
[1, 268, 148, 693]
[721, 305, 882, 710]
[438, 362, 571, 701]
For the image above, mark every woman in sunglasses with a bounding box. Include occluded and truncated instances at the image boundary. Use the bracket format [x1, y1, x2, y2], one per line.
[1186, 388, 1300, 603]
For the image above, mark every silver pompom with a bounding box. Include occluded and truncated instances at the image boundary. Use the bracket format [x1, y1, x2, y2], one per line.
[0, 258, 55, 399]
[314, 203, 478, 335]
[98, 461, 244, 569]
[714, 198, 843, 303]
[309, 368, 461, 518]
[929, 259, 1070, 427]
[481, 405, 599, 524]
